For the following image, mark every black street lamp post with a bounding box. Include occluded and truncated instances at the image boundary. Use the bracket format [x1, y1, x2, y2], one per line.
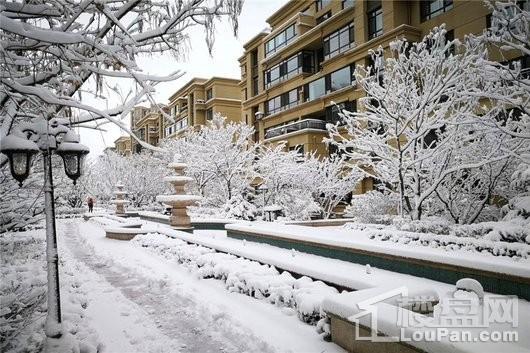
[0, 118, 89, 338]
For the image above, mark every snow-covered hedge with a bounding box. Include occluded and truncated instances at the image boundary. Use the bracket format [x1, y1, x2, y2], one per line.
[132, 234, 339, 325]
[392, 216, 452, 235]
[367, 229, 530, 258]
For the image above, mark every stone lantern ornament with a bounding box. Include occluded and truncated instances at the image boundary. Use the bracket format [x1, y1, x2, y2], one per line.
[157, 160, 201, 231]
[110, 182, 129, 216]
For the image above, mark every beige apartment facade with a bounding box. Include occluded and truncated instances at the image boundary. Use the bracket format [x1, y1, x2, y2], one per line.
[238, 0, 505, 158]
[130, 105, 167, 153]
[164, 77, 242, 139]
[113, 136, 132, 156]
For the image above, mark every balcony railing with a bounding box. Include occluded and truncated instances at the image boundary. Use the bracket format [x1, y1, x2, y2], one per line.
[264, 119, 327, 140]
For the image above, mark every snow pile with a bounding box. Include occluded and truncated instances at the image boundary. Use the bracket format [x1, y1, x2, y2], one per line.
[0, 230, 101, 353]
[132, 233, 339, 324]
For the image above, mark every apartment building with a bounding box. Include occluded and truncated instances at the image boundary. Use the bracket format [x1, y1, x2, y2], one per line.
[128, 105, 167, 153]
[113, 136, 131, 156]
[238, 0, 502, 159]
[164, 77, 242, 138]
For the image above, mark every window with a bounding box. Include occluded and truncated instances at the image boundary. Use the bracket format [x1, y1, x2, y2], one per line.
[303, 65, 354, 101]
[316, 11, 331, 24]
[306, 77, 326, 101]
[252, 76, 259, 96]
[264, 51, 315, 89]
[329, 66, 352, 91]
[206, 108, 213, 121]
[251, 50, 258, 67]
[421, 0, 453, 22]
[326, 101, 356, 124]
[323, 23, 354, 60]
[342, 0, 354, 9]
[316, 0, 332, 11]
[367, 1, 383, 39]
[206, 88, 213, 100]
[265, 24, 296, 57]
[264, 88, 300, 116]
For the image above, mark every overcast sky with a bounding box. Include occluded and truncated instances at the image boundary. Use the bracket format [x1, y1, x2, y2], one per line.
[80, 0, 288, 158]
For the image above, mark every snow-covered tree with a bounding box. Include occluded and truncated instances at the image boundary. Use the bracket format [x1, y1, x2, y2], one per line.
[88, 151, 168, 208]
[0, 0, 243, 170]
[327, 26, 523, 220]
[305, 155, 362, 219]
[162, 114, 258, 207]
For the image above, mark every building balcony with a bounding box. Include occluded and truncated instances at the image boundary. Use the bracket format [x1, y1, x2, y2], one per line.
[148, 127, 159, 134]
[264, 118, 327, 140]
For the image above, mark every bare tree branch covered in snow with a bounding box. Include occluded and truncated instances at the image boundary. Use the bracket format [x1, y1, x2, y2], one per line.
[0, 0, 243, 167]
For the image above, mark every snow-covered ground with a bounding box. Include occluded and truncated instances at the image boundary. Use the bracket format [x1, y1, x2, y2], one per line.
[1, 218, 345, 353]
[3, 215, 530, 353]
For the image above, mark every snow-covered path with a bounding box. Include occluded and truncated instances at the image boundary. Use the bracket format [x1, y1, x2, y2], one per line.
[58, 219, 343, 353]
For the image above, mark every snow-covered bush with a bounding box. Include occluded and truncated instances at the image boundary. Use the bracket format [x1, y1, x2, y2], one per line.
[344, 190, 398, 223]
[393, 216, 452, 235]
[222, 194, 258, 221]
[132, 233, 343, 324]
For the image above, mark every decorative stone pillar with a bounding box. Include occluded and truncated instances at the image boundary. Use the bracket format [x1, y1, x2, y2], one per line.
[156, 161, 201, 231]
[110, 181, 129, 216]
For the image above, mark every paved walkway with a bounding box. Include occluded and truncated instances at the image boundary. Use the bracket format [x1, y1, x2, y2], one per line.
[58, 220, 342, 353]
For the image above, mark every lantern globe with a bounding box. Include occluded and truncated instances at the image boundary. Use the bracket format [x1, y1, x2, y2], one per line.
[56, 142, 89, 184]
[0, 135, 39, 186]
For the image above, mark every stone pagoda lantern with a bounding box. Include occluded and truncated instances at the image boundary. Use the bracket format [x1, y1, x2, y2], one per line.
[156, 160, 201, 231]
[110, 181, 129, 216]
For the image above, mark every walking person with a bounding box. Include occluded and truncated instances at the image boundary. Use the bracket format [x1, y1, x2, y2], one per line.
[87, 196, 94, 213]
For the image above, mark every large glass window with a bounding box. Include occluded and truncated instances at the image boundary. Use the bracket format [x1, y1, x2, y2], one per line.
[303, 64, 355, 102]
[265, 24, 296, 57]
[264, 51, 315, 89]
[367, 1, 383, 39]
[323, 23, 354, 60]
[264, 88, 300, 116]
[306, 77, 326, 101]
[206, 108, 213, 120]
[421, 0, 453, 21]
[206, 88, 213, 100]
[330, 66, 351, 91]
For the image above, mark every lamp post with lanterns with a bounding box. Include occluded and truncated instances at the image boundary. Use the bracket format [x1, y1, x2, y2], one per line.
[0, 118, 89, 338]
